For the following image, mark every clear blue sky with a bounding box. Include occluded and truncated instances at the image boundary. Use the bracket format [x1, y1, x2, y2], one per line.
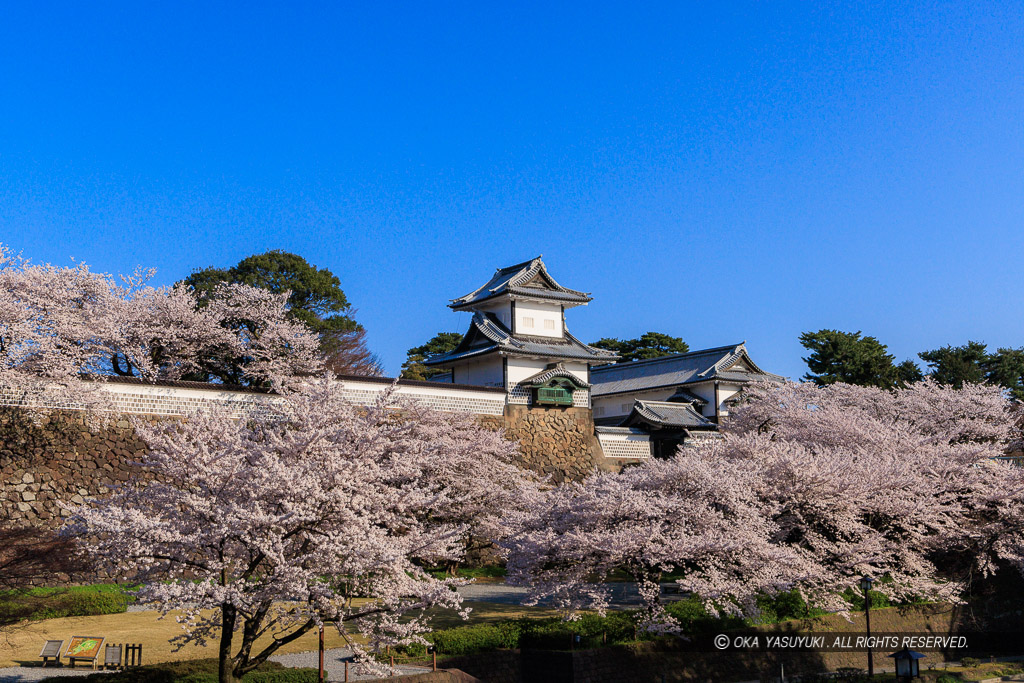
[3, 3, 1023, 378]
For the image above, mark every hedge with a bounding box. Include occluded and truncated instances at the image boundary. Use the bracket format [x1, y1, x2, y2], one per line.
[0, 584, 134, 623]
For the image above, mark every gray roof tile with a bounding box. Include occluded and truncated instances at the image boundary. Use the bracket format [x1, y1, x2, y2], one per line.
[590, 343, 782, 396]
[623, 399, 716, 430]
[520, 362, 592, 388]
[450, 256, 592, 310]
[424, 312, 619, 366]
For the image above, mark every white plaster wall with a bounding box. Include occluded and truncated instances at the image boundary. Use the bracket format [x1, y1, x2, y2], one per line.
[687, 382, 740, 417]
[596, 430, 652, 459]
[452, 358, 504, 387]
[591, 381, 744, 419]
[592, 386, 677, 418]
[506, 358, 589, 385]
[476, 300, 513, 329]
[72, 378, 508, 417]
[514, 300, 563, 338]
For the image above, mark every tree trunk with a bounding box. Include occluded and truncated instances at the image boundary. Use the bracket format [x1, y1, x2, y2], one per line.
[219, 604, 238, 683]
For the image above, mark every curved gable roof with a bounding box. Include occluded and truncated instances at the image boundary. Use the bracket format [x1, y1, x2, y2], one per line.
[450, 256, 592, 310]
[622, 399, 716, 430]
[520, 362, 592, 388]
[423, 312, 619, 366]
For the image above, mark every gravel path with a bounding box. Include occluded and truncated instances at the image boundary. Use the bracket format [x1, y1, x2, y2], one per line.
[0, 653, 428, 683]
[457, 581, 684, 608]
[268, 648, 428, 681]
[0, 665, 114, 682]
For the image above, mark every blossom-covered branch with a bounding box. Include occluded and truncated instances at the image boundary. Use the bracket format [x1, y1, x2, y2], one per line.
[69, 377, 539, 681]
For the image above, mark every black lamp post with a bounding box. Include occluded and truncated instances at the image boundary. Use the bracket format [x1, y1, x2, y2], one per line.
[318, 623, 325, 683]
[889, 648, 924, 681]
[860, 575, 875, 677]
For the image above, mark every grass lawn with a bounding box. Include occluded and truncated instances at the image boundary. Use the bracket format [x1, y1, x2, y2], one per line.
[0, 602, 558, 669]
[0, 585, 134, 624]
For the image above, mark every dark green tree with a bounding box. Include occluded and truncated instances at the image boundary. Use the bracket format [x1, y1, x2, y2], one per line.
[918, 341, 988, 388]
[181, 251, 378, 381]
[799, 329, 905, 389]
[589, 337, 629, 358]
[591, 332, 689, 362]
[895, 359, 924, 387]
[400, 332, 464, 381]
[982, 347, 1024, 402]
[183, 251, 359, 336]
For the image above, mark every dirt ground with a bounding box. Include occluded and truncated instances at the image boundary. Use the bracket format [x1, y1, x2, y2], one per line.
[0, 603, 555, 669]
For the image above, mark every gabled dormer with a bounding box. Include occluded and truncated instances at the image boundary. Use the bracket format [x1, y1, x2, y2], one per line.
[449, 256, 591, 311]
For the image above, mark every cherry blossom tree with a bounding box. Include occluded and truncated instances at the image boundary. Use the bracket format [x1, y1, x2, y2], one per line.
[726, 379, 1024, 609]
[399, 403, 544, 574]
[0, 245, 321, 403]
[504, 379, 1024, 626]
[0, 246, 117, 409]
[501, 451, 800, 628]
[69, 377, 538, 682]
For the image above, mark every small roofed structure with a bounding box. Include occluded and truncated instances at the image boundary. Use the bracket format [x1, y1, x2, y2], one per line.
[619, 399, 718, 458]
[425, 257, 618, 406]
[590, 342, 783, 426]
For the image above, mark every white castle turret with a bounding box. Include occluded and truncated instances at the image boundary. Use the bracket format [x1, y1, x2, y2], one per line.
[423, 256, 619, 407]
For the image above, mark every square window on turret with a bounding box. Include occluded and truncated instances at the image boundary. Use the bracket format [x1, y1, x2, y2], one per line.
[522, 317, 534, 328]
[544, 319, 555, 330]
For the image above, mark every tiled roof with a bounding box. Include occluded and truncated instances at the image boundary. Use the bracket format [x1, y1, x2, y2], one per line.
[666, 387, 707, 406]
[330, 373, 508, 393]
[623, 399, 716, 430]
[98, 373, 507, 394]
[424, 312, 619, 366]
[590, 343, 783, 397]
[426, 371, 453, 383]
[93, 375, 271, 393]
[594, 425, 649, 435]
[520, 363, 591, 388]
[450, 256, 592, 310]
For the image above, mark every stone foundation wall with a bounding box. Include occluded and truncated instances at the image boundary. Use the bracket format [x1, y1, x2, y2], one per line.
[1, 401, 607, 536]
[500, 404, 608, 483]
[0, 409, 150, 530]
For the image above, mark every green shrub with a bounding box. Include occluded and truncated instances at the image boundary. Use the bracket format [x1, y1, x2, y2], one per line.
[241, 669, 319, 683]
[753, 588, 827, 623]
[960, 657, 980, 668]
[664, 596, 745, 633]
[935, 675, 960, 683]
[428, 620, 524, 656]
[0, 584, 133, 623]
[840, 586, 892, 611]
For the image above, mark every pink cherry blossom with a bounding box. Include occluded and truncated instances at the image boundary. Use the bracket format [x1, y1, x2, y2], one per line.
[69, 377, 540, 681]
